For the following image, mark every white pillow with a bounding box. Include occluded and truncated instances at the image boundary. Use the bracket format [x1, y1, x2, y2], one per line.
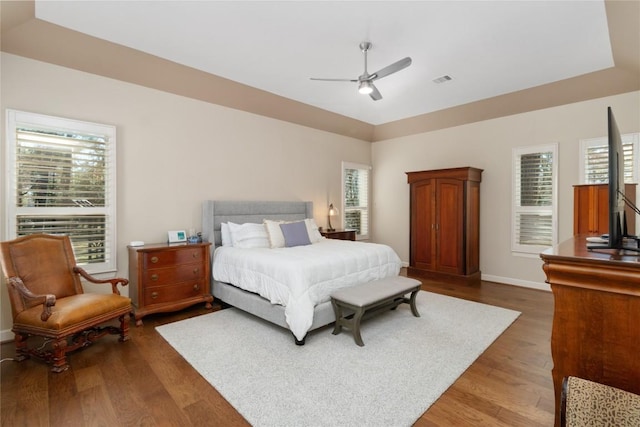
[220, 222, 232, 247]
[228, 222, 270, 249]
[305, 218, 323, 243]
[264, 219, 322, 247]
[264, 219, 288, 248]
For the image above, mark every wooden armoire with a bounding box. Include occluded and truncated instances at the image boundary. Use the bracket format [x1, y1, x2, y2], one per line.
[407, 167, 482, 285]
[573, 183, 636, 236]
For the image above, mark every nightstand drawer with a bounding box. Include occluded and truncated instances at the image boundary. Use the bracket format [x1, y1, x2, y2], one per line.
[143, 247, 206, 269]
[320, 229, 356, 241]
[143, 280, 205, 306]
[141, 263, 204, 286]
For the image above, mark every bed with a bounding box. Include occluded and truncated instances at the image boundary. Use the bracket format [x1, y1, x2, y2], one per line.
[201, 200, 402, 344]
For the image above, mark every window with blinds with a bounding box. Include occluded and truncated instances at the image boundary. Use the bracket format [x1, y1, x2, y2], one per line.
[512, 144, 558, 254]
[6, 110, 117, 273]
[580, 134, 639, 184]
[342, 162, 370, 240]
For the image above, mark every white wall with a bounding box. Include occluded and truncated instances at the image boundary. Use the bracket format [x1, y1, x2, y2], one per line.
[0, 53, 371, 336]
[371, 91, 640, 290]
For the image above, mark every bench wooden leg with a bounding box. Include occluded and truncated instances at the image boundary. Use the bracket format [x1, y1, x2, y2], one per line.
[409, 289, 420, 317]
[331, 299, 343, 335]
[352, 307, 365, 347]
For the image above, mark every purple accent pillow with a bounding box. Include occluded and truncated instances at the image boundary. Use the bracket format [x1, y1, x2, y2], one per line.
[280, 221, 311, 247]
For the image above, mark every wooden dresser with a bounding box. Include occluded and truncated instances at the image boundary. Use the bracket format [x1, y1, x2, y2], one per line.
[406, 167, 482, 284]
[540, 236, 640, 426]
[128, 242, 213, 325]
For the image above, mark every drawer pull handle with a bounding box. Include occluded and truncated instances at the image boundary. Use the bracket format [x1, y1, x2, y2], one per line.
[151, 292, 159, 299]
[192, 252, 198, 258]
[151, 274, 159, 281]
[193, 284, 200, 291]
[193, 268, 199, 274]
[151, 256, 159, 264]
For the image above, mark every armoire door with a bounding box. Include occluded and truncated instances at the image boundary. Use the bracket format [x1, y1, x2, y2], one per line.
[410, 179, 435, 270]
[435, 178, 464, 274]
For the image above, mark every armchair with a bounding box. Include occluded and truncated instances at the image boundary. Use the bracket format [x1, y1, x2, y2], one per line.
[0, 234, 132, 373]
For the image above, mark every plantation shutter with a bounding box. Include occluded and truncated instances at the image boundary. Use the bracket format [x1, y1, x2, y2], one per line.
[512, 145, 557, 253]
[343, 162, 370, 239]
[583, 141, 634, 184]
[7, 110, 116, 273]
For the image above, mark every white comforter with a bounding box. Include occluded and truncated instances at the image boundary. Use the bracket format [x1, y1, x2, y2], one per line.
[212, 239, 402, 340]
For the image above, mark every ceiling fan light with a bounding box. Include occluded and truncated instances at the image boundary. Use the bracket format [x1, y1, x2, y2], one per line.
[358, 81, 374, 95]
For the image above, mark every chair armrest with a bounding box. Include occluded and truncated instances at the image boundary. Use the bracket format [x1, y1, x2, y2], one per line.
[8, 277, 56, 321]
[73, 267, 129, 295]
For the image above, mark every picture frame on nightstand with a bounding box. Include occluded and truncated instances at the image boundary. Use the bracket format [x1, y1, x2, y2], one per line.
[167, 230, 187, 243]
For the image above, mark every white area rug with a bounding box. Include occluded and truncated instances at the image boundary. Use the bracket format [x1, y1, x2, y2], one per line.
[156, 291, 520, 427]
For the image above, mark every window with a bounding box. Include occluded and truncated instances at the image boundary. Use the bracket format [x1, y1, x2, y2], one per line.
[580, 133, 640, 184]
[342, 162, 370, 240]
[6, 110, 117, 274]
[512, 144, 558, 254]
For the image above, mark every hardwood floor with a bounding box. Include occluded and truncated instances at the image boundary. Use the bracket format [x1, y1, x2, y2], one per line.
[1, 277, 555, 426]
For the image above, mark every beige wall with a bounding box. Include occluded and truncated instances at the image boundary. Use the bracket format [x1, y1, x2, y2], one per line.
[0, 53, 371, 337]
[371, 91, 640, 289]
[2, 51, 639, 338]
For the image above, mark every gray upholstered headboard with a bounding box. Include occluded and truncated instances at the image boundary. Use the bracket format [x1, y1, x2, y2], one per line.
[201, 200, 314, 247]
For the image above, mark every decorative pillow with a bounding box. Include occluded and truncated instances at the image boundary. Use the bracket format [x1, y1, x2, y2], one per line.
[228, 222, 270, 249]
[305, 218, 323, 243]
[220, 222, 232, 247]
[264, 219, 288, 248]
[280, 221, 311, 247]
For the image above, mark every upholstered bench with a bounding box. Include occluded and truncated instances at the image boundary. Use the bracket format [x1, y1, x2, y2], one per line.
[330, 276, 421, 346]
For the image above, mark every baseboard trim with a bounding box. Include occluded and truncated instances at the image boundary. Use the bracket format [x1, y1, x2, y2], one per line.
[481, 274, 550, 292]
[1, 329, 14, 343]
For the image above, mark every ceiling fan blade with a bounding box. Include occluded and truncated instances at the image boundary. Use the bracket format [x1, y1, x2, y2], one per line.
[310, 77, 358, 82]
[370, 57, 412, 81]
[369, 84, 382, 101]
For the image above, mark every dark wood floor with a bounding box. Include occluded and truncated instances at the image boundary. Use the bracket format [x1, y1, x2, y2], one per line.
[1, 277, 555, 426]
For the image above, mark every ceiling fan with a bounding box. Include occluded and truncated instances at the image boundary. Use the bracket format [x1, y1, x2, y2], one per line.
[310, 41, 412, 101]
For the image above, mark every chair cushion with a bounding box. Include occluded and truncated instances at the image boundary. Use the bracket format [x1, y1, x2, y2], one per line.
[14, 293, 131, 333]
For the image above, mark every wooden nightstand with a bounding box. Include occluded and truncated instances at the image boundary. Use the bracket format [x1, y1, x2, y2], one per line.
[320, 229, 357, 241]
[128, 242, 213, 325]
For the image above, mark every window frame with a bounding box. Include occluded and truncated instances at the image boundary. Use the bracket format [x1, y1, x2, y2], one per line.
[511, 143, 558, 256]
[341, 161, 371, 240]
[5, 109, 117, 274]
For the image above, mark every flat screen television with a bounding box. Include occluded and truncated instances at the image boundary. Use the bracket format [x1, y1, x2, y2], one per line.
[587, 107, 640, 253]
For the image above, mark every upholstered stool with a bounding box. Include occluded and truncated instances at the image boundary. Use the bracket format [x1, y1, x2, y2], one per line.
[331, 276, 421, 346]
[561, 376, 640, 426]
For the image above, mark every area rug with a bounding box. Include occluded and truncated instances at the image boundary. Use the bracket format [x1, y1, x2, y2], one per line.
[156, 291, 520, 427]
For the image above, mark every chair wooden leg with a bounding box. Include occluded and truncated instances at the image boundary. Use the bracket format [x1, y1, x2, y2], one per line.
[14, 333, 29, 362]
[118, 314, 130, 342]
[50, 338, 69, 373]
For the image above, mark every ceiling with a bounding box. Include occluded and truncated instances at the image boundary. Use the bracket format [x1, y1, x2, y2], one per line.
[32, 1, 614, 125]
[1, 1, 638, 141]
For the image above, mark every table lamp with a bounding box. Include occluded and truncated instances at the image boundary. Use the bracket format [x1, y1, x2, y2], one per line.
[328, 203, 339, 232]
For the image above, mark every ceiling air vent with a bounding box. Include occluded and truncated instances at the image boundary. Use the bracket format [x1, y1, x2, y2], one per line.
[433, 75, 453, 84]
